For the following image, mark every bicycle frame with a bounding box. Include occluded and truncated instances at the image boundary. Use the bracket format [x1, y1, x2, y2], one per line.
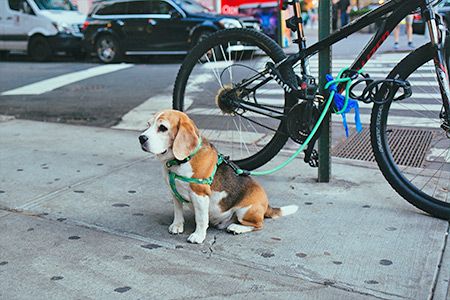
[293, 0, 450, 121]
[288, 0, 421, 72]
[236, 0, 450, 126]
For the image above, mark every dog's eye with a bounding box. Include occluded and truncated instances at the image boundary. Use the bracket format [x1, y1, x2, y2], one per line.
[158, 124, 168, 132]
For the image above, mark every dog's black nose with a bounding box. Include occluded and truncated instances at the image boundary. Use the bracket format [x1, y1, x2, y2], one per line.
[139, 135, 148, 145]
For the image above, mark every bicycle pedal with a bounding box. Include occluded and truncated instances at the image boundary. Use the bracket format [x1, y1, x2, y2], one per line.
[303, 148, 319, 168]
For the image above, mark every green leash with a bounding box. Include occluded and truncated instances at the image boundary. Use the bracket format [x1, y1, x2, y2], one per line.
[167, 68, 360, 203]
[234, 67, 360, 177]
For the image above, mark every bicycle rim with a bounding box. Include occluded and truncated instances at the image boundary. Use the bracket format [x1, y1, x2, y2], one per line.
[372, 44, 450, 219]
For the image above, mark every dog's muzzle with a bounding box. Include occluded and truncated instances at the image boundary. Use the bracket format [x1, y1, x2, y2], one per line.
[139, 135, 149, 151]
[139, 135, 148, 145]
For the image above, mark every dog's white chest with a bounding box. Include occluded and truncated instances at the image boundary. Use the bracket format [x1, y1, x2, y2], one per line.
[164, 163, 232, 226]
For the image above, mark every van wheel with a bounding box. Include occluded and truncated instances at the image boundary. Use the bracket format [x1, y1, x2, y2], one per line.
[29, 36, 52, 62]
[96, 35, 122, 63]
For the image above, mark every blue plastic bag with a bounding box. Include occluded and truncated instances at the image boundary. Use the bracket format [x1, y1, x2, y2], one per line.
[326, 74, 363, 137]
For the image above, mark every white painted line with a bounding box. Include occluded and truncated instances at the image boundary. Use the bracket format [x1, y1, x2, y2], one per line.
[243, 99, 444, 112]
[256, 88, 443, 99]
[358, 102, 443, 112]
[333, 113, 440, 128]
[1, 64, 134, 96]
[201, 129, 264, 144]
[112, 94, 183, 130]
[188, 100, 444, 116]
[113, 74, 210, 130]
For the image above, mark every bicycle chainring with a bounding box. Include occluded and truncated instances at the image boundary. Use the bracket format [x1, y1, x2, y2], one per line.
[287, 102, 320, 144]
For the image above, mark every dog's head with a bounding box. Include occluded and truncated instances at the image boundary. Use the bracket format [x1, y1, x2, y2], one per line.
[139, 110, 200, 160]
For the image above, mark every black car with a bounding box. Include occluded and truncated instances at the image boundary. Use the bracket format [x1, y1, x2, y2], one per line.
[82, 0, 260, 63]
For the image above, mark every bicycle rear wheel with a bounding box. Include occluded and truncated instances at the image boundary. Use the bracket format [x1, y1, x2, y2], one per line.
[173, 29, 297, 170]
[371, 43, 450, 219]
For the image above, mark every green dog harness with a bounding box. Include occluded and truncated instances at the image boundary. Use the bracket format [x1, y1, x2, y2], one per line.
[166, 138, 224, 204]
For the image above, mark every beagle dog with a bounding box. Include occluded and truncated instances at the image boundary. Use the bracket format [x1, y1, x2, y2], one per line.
[139, 110, 298, 244]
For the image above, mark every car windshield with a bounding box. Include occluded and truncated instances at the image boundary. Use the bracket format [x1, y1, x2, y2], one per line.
[34, 0, 77, 11]
[177, 0, 212, 14]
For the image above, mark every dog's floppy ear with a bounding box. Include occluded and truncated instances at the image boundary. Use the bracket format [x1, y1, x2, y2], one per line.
[173, 115, 199, 160]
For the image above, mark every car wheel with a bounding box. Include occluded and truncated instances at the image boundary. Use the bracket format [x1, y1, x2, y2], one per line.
[95, 35, 122, 63]
[28, 36, 52, 62]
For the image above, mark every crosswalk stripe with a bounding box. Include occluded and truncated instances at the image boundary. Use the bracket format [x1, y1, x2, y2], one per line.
[112, 94, 176, 130]
[187, 109, 440, 129]
[1, 64, 134, 96]
[255, 89, 442, 100]
[333, 113, 440, 128]
[112, 52, 443, 133]
[201, 129, 264, 144]
[113, 73, 211, 130]
[252, 99, 444, 112]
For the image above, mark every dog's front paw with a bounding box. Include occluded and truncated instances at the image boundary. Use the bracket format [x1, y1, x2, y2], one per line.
[187, 232, 206, 244]
[168, 222, 184, 234]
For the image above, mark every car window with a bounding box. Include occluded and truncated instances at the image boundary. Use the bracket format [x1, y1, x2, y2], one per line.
[96, 2, 129, 15]
[34, 0, 76, 10]
[8, 0, 24, 11]
[176, 0, 211, 14]
[149, 1, 174, 14]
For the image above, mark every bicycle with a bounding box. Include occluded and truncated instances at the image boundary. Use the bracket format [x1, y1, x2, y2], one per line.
[173, 0, 450, 220]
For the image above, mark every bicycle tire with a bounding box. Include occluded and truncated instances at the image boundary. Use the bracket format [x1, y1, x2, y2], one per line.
[173, 28, 297, 170]
[371, 43, 450, 219]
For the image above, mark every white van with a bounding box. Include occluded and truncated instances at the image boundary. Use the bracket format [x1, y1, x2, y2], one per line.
[0, 0, 86, 61]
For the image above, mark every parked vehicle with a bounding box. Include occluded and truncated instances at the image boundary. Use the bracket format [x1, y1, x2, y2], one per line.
[413, 0, 450, 34]
[82, 0, 261, 63]
[0, 0, 86, 61]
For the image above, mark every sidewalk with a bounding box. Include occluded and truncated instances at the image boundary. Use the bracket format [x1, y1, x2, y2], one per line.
[0, 117, 449, 299]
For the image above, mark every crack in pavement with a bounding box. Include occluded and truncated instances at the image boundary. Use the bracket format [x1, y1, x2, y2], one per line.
[207, 235, 217, 259]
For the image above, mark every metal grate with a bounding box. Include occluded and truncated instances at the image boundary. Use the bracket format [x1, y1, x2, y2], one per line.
[332, 128, 433, 168]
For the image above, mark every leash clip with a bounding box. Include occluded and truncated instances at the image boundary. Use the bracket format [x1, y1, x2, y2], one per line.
[222, 156, 250, 176]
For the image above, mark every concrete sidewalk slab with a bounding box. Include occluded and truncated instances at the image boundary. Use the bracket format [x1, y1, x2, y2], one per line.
[0, 119, 449, 299]
[0, 120, 145, 208]
[1, 212, 368, 300]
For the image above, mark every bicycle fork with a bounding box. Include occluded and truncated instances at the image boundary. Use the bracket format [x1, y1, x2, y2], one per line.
[424, 3, 450, 132]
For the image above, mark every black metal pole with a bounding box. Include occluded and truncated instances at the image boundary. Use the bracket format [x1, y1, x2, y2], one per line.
[318, 0, 332, 182]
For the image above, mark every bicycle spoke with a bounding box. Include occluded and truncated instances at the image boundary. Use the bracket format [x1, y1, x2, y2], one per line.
[174, 28, 295, 170]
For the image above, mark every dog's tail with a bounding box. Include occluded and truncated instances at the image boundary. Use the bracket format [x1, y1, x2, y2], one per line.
[264, 205, 298, 219]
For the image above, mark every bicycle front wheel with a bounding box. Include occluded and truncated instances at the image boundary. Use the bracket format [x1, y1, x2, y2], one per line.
[173, 29, 297, 170]
[371, 43, 450, 219]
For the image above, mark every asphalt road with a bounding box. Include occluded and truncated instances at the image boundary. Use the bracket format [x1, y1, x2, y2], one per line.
[0, 53, 183, 127]
[0, 29, 430, 128]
